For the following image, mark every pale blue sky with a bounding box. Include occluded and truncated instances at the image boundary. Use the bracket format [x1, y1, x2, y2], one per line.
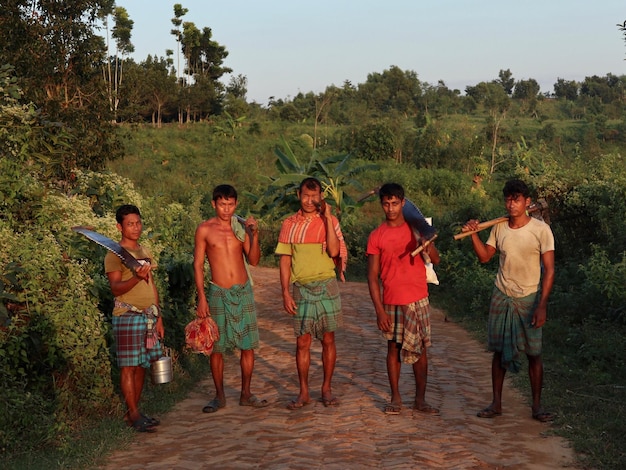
[118, 0, 625, 105]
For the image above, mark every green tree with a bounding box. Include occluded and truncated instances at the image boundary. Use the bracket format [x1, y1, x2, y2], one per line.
[104, 6, 135, 121]
[0, 1, 122, 175]
[497, 68, 515, 95]
[553, 78, 579, 100]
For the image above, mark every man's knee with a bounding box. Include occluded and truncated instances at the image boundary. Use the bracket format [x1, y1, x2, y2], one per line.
[296, 333, 312, 349]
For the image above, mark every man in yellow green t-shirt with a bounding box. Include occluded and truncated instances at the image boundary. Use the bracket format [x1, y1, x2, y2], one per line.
[276, 177, 347, 410]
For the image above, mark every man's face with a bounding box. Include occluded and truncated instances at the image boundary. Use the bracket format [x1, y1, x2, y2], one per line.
[117, 213, 143, 241]
[212, 197, 237, 221]
[381, 195, 404, 222]
[298, 185, 322, 215]
[504, 193, 530, 217]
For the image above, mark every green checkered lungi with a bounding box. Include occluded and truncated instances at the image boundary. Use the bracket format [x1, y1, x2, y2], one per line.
[292, 277, 343, 340]
[488, 286, 542, 373]
[208, 280, 259, 353]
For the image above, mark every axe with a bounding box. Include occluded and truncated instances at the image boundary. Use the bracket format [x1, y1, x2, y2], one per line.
[453, 198, 549, 240]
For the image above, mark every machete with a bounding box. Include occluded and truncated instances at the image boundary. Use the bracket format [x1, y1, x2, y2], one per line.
[72, 226, 143, 271]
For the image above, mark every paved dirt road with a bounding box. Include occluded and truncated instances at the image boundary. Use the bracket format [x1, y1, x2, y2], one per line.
[103, 266, 574, 469]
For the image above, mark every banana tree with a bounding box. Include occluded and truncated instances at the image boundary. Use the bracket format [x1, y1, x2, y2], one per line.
[250, 136, 378, 221]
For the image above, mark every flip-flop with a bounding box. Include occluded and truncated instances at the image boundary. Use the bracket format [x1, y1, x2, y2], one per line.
[141, 413, 160, 426]
[532, 409, 555, 422]
[131, 416, 157, 433]
[320, 396, 340, 407]
[286, 399, 310, 410]
[384, 403, 402, 415]
[239, 395, 270, 408]
[477, 406, 502, 418]
[202, 398, 226, 413]
[414, 403, 440, 415]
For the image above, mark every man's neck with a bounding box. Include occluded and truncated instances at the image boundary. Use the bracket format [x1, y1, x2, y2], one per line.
[120, 238, 140, 250]
[385, 217, 405, 228]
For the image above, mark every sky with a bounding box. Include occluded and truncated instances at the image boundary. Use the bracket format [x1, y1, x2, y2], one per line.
[117, 0, 626, 105]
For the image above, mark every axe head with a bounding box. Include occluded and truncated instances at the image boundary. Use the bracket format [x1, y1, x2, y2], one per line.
[528, 198, 550, 224]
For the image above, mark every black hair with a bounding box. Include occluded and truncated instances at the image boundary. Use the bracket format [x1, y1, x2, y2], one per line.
[503, 179, 530, 199]
[379, 182, 404, 202]
[115, 204, 141, 223]
[212, 184, 238, 201]
[299, 177, 322, 193]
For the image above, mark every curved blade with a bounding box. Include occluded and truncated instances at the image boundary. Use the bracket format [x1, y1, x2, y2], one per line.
[72, 226, 142, 270]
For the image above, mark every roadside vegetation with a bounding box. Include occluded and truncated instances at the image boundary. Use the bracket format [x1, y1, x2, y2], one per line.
[1, 3, 625, 469]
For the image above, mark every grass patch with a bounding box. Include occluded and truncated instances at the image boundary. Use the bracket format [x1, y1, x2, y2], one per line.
[3, 353, 211, 470]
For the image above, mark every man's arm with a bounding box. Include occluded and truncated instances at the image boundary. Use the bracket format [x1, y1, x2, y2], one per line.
[243, 216, 261, 266]
[106, 263, 151, 297]
[321, 203, 340, 258]
[193, 225, 209, 318]
[279, 254, 297, 315]
[367, 254, 391, 332]
[462, 219, 497, 263]
[532, 250, 555, 328]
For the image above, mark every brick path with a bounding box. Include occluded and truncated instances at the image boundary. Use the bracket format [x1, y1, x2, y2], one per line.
[102, 266, 574, 469]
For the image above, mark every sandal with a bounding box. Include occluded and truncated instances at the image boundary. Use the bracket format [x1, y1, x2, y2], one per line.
[384, 403, 402, 415]
[286, 399, 310, 410]
[131, 416, 157, 433]
[320, 396, 340, 407]
[202, 397, 226, 413]
[239, 395, 270, 408]
[142, 413, 160, 426]
[532, 409, 555, 422]
[414, 403, 440, 415]
[477, 406, 502, 418]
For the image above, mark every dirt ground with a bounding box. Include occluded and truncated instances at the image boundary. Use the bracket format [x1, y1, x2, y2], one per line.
[102, 265, 575, 470]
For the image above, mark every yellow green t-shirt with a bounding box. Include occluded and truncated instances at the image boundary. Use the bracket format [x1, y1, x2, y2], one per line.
[275, 242, 336, 284]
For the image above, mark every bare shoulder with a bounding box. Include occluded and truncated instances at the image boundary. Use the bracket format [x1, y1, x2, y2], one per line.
[195, 218, 219, 238]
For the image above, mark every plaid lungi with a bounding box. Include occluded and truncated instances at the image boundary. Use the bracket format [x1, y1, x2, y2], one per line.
[488, 287, 542, 373]
[209, 280, 259, 353]
[384, 298, 432, 364]
[113, 312, 162, 368]
[292, 277, 343, 340]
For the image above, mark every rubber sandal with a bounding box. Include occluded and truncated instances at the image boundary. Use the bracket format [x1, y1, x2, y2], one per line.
[142, 413, 160, 426]
[239, 395, 269, 408]
[477, 406, 502, 418]
[414, 403, 440, 415]
[384, 403, 402, 415]
[532, 409, 555, 422]
[320, 396, 340, 407]
[286, 399, 310, 410]
[131, 416, 157, 433]
[202, 398, 226, 413]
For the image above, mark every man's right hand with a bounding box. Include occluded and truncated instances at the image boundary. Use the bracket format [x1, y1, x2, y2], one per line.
[133, 264, 152, 282]
[282, 292, 297, 316]
[376, 310, 391, 332]
[196, 297, 210, 318]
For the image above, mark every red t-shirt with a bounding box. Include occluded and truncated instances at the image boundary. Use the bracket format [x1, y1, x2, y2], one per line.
[366, 222, 428, 305]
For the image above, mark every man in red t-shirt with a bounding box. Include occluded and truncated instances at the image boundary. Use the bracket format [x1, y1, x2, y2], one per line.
[366, 183, 440, 415]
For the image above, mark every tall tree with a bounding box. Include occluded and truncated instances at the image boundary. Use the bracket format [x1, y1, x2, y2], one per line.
[105, 6, 134, 121]
[553, 78, 579, 100]
[496, 69, 515, 95]
[170, 3, 188, 123]
[0, 1, 122, 177]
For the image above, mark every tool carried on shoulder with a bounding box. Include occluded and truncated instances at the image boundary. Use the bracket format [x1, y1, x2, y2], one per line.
[453, 199, 549, 240]
[72, 226, 143, 270]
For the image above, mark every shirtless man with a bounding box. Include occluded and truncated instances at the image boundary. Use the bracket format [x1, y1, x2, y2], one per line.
[193, 184, 269, 413]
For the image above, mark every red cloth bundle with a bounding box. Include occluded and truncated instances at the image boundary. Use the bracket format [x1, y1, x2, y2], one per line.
[185, 317, 219, 355]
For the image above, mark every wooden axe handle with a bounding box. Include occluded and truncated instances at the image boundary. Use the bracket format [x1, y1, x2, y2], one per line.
[453, 200, 547, 240]
[411, 234, 438, 257]
[453, 216, 509, 240]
